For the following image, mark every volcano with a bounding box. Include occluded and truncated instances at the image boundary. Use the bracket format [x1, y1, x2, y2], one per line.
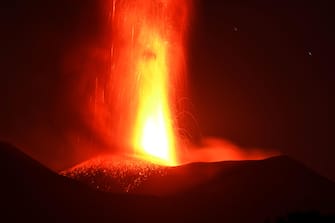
[1, 142, 334, 223]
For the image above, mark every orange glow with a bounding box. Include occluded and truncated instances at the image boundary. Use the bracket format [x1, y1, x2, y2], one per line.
[107, 0, 191, 166]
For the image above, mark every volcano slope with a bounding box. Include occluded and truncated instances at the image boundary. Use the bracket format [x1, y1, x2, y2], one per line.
[1, 141, 334, 223]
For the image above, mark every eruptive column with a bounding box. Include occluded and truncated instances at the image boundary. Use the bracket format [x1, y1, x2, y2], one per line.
[108, 0, 190, 165]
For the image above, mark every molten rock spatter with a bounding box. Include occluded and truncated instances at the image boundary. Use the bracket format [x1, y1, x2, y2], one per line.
[60, 156, 167, 193]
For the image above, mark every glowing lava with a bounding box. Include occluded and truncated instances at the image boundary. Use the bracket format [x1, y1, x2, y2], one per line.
[132, 33, 177, 165]
[108, 0, 190, 166]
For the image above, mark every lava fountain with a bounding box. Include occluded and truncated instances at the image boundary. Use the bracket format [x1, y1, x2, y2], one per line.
[107, 0, 191, 166]
[132, 34, 177, 166]
[61, 0, 279, 194]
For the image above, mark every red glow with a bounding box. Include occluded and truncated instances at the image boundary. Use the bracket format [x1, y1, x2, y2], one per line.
[180, 137, 279, 164]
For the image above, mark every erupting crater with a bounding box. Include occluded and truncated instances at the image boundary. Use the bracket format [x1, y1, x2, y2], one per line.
[62, 0, 278, 193]
[63, 0, 192, 194]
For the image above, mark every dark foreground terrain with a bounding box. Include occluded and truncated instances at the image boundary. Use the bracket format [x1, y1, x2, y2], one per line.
[1, 141, 334, 222]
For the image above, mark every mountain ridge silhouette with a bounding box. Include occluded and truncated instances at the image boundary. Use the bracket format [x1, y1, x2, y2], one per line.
[1, 141, 334, 222]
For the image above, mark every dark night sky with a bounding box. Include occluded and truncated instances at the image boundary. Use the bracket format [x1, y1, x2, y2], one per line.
[0, 1, 334, 180]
